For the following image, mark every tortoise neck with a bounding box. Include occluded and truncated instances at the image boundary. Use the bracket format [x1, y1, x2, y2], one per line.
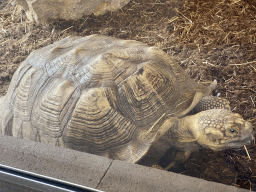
[173, 114, 202, 143]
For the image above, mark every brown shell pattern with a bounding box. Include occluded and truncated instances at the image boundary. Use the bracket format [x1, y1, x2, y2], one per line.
[0, 35, 210, 163]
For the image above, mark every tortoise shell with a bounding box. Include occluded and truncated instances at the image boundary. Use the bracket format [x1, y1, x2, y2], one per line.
[0, 35, 214, 163]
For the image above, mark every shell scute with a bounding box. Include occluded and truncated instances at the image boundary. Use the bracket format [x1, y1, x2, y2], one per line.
[63, 87, 137, 155]
[32, 78, 77, 138]
[117, 68, 167, 129]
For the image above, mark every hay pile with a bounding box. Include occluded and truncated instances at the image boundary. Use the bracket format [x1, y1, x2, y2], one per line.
[0, 0, 255, 190]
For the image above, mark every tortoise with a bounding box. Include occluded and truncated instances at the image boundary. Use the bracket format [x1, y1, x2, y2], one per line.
[0, 35, 254, 169]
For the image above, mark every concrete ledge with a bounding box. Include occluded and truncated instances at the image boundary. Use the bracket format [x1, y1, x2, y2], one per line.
[0, 135, 250, 192]
[97, 160, 249, 192]
[0, 134, 112, 188]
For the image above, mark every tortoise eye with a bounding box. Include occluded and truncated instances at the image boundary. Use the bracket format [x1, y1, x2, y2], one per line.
[230, 129, 235, 133]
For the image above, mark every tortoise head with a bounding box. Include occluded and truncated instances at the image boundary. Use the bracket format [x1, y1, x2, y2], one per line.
[192, 109, 254, 151]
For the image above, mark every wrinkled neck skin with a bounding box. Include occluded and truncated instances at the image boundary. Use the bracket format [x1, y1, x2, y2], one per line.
[147, 115, 202, 164]
[164, 115, 203, 152]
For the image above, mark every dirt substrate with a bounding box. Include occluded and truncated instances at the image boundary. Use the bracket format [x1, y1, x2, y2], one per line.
[0, 0, 256, 190]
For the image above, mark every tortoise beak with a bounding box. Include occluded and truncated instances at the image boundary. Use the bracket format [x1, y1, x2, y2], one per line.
[227, 134, 255, 148]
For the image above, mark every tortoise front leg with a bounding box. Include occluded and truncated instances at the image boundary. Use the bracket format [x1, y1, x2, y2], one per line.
[158, 148, 191, 170]
[190, 95, 231, 114]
